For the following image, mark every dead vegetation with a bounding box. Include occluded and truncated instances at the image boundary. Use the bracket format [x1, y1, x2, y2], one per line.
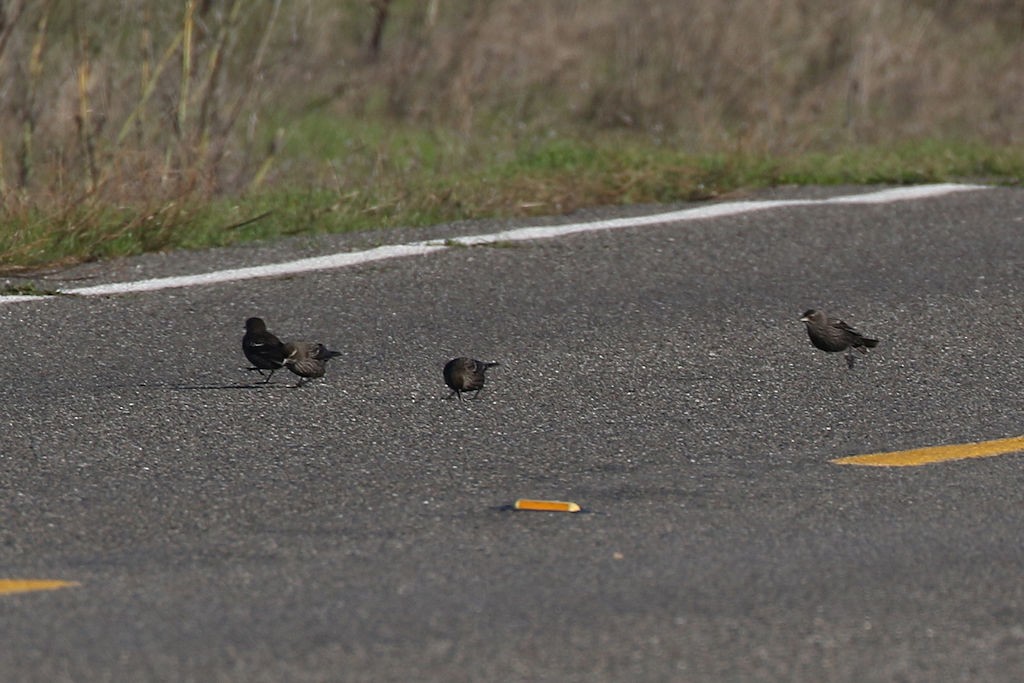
[344, 0, 1024, 146]
[0, 0, 1022, 268]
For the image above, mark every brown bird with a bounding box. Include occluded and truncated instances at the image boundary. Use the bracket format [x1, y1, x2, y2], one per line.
[800, 309, 878, 368]
[242, 317, 286, 383]
[282, 341, 342, 387]
[443, 357, 500, 401]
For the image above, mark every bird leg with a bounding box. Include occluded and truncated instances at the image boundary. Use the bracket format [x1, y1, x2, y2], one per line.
[846, 350, 856, 369]
[246, 367, 277, 383]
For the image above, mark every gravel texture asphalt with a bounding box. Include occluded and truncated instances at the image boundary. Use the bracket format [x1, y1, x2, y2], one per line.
[1, 186, 1023, 682]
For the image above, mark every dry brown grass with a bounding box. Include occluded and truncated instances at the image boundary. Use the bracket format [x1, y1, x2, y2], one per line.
[0, 1, 1022, 269]
[5, 0, 1024, 195]
[344, 0, 1024, 146]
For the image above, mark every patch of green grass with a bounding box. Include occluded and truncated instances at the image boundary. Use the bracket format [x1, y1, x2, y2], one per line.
[0, 117, 1021, 273]
[775, 139, 1024, 185]
[0, 282, 62, 296]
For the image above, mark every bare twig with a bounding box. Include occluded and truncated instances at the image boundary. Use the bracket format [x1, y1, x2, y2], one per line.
[223, 209, 273, 231]
[0, 136, 6, 197]
[248, 127, 283, 191]
[114, 30, 184, 146]
[17, 0, 52, 189]
[205, 0, 282, 174]
[367, 0, 391, 60]
[178, 0, 195, 139]
[0, 0, 26, 65]
[72, 7, 98, 193]
[196, 0, 244, 147]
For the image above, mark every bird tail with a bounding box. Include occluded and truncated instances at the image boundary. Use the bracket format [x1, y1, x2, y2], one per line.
[855, 337, 879, 352]
[315, 345, 342, 360]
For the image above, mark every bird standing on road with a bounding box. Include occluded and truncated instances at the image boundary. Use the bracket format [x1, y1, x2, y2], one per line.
[444, 357, 500, 401]
[242, 317, 286, 383]
[283, 340, 342, 387]
[800, 309, 878, 368]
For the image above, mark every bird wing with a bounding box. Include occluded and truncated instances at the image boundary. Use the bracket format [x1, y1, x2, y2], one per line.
[284, 341, 315, 359]
[244, 333, 286, 365]
[288, 358, 326, 378]
[831, 318, 859, 334]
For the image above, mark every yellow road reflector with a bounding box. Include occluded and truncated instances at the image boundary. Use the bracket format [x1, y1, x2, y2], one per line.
[514, 498, 581, 512]
[0, 579, 79, 596]
[832, 434, 1024, 467]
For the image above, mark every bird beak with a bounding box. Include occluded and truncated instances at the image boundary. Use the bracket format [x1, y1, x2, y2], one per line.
[799, 316, 809, 322]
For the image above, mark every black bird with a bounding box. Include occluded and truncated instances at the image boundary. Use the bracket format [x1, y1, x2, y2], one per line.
[443, 357, 500, 401]
[242, 317, 286, 383]
[800, 309, 878, 368]
[282, 341, 342, 387]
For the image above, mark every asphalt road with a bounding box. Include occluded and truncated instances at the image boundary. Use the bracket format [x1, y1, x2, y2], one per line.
[1, 186, 1023, 682]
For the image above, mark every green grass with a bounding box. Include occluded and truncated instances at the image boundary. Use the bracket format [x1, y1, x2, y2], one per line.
[4, 2, 1024, 275]
[1, 115, 1021, 273]
[0, 282, 62, 296]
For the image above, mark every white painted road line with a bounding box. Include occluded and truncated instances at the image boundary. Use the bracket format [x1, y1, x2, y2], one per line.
[0, 184, 989, 305]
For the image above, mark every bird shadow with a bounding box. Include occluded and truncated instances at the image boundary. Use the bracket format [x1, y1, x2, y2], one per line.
[170, 383, 291, 391]
[94, 381, 296, 391]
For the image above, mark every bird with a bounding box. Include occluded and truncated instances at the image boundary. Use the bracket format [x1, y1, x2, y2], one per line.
[443, 357, 500, 401]
[242, 317, 286, 383]
[800, 309, 878, 368]
[282, 340, 342, 387]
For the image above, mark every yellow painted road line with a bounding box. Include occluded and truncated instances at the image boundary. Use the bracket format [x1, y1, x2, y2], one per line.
[0, 579, 79, 596]
[832, 435, 1024, 467]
